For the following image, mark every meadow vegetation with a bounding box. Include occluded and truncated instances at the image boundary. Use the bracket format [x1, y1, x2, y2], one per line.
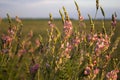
[0, 0, 120, 80]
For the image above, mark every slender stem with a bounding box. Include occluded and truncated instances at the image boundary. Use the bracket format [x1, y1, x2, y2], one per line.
[94, 10, 98, 30]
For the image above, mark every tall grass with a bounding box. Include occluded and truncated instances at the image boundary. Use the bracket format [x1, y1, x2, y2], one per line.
[0, 0, 120, 80]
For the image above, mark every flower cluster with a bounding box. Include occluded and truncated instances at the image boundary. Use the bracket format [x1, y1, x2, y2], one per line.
[48, 21, 55, 28]
[1, 34, 12, 47]
[61, 42, 72, 59]
[63, 20, 73, 39]
[94, 34, 110, 55]
[72, 36, 80, 46]
[84, 66, 91, 75]
[84, 65, 100, 76]
[87, 33, 110, 56]
[106, 70, 119, 80]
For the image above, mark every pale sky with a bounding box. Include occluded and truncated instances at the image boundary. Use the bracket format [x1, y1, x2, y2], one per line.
[0, 0, 120, 19]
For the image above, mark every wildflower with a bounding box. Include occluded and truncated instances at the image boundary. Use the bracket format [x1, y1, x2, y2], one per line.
[84, 66, 91, 75]
[46, 63, 50, 69]
[106, 70, 119, 80]
[30, 64, 39, 73]
[111, 14, 117, 27]
[28, 30, 33, 38]
[94, 34, 110, 55]
[79, 16, 84, 21]
[35, 38, 40, 47]
[16, 16, 22, 23]
[94, 68, 99, 75]
[64, 42, 72, 58]
[111, 21, 117, 27]
[48, 21, 55, 28]
[30, 64, 39, 80]
[92, 33, 98, 41]
[87, 34, 92, 42]
[8, 28, 15, 35]
[63, 20, 73, 39]
[1, 34, 12, 46]
[73, 36, 80, 46]
[93, 60, 97, 66]
[18, 49, 26, 57]
[105, 54, 111, 61]
[60, 43, 64, 49]
[1, 48, 9, 54]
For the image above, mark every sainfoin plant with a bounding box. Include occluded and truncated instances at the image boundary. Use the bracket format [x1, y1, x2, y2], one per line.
[0, 0, 120, 80]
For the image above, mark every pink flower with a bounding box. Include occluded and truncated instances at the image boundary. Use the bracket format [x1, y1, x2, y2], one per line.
[35, 38, 40, 47]
[48, 21, 55, 28]
[1, 34, 12, 44]
[94, 68, 99, 75]
[84, 66, 91, 75]
[94, 34, 110, 54]
[111, 14, 117, 27]
[92, 34, 98, 41]
[87, 34, 92, 42]
[18, 49, 26, 57]
[65, 42, 72, 53]
[106, 70, 119, 80]
[28, 30, 33, 38]
[16, 16, 22, 23]
[64, 20, 73, 38]
[63, 42, 73, 58]
[111, 21, 117, 27]
[61, 43, 64, 49]
[105, 54, 111, 61]
[8, 28, 15, 35]
[73, 36, 80, 46]
[79, 16, 84, 21]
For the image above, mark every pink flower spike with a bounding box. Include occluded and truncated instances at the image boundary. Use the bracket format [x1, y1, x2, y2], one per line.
[79, 16, 84, 21]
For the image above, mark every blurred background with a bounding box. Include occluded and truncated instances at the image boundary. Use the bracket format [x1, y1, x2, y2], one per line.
[0, 0, 120, 19]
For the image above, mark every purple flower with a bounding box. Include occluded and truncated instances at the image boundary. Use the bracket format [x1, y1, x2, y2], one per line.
[1, 49, 9, 54]
[84, 66, 91, 75]
[30, 64, 39, 74]
[87, 34, 92, 42]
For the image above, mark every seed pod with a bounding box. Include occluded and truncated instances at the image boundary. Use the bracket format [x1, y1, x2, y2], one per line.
[112, 14, 115, 22]
[100, 6, 105, 17]
[7, 13, 12, 28]
[49, 13, 53, 22]
[74, 1, 81, 19]
[114, 12, 117, 17]
[59, 10, 65, 23]
[96, 0, 99, 10]
[88, 14, 94, 31]
[16, 16, 22, 23]
[63, 6, 69, 21]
